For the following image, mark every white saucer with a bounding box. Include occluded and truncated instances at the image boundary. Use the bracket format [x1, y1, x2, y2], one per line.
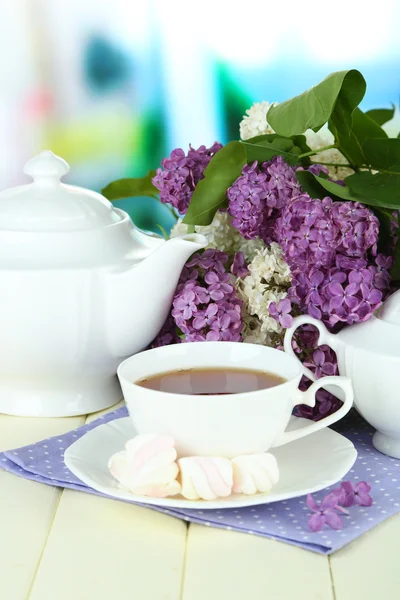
[64, 417, 357, 510]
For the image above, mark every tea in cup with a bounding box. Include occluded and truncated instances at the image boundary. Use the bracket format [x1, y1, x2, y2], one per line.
[117, 342, 353, 458]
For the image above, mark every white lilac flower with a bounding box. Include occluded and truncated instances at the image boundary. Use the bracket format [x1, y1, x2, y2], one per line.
[305, 128, 354, 181]
[170, 212, 240, 255]
[170, 219, 189, 238]
[239, 101, 277, 141]
[241, 310, 270, 345]
[236, 243, 291, 346]
[237, 237, 267, 263]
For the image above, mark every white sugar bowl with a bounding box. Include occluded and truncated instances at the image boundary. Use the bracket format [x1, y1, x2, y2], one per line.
[0, 151, 206, 417]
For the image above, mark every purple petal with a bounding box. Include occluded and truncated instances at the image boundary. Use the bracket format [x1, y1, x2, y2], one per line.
[280, 313, 293, 328]
[356, 481, 371, 494]
[204, 271, 219, 285]
[357, 492, 373, 507]
[206, 303, 219, 317]
[339, 481, 355, 507]
[321, 362, 335, 376]
[310, 270, 325, 287]
[173, 297, 187, 310]
[269, 302, 278, 318]
[308, 513, 325, 532]
[308, 304, 322, 320]
[182, 307, 193, 320]
[209, 289, 225, 301]
[306, 493, 319, 511]
[321, 491, 342, 510]
[206, 330, 220, 341]
[313, 349, 325, 367]
[368, 288, 383, 305]
[345, 296, 359, 310]
[328, 282, 344, 297]
[329, 296, 344, 310]
[192, 316, 206, 330]
[279, 298, 291, 314]
[324, 509, 343, 530]
[346, 283, 359, 296]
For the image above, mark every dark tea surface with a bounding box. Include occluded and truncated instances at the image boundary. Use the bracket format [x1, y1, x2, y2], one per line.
[135, 367, 286, 395]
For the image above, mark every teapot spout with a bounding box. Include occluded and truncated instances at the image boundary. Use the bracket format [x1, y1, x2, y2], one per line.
[103, 233, 207, 359]
[145, 232, 207, 271]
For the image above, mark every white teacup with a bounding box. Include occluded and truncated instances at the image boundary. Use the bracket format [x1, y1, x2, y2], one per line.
[117, 342, 353, 458]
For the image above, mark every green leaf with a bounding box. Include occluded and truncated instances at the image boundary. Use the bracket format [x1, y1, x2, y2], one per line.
[101, 170, 158, 201]
[365, 107, 395, 126]
[155, 224, 168, 239]
[241, 133, 308, 166]
[291, 135, 312, 154]
[296, 171, 359, 202]
[361, 138, 400, 172]
[267, 70, 366, 136]
[389, 213, 400, 281]
[329, 108, 387, 167]
[373, 207, 394, 255]
[345, 170, 400, 209]
[183, 141, 246, 226]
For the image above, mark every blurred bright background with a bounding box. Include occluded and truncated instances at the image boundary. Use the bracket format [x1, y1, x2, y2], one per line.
[1, 0, 400, 232]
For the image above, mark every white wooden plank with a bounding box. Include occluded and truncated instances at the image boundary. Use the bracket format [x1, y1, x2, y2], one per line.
[0, 415, 85, 600]
[330, 514, 400, 600]
[29, 490, 187, 600]
[182, 524, 333, 600]
[0, 414, 84, 451]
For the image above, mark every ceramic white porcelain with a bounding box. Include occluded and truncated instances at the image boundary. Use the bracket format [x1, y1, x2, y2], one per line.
[64, 416, 357, 509]
[117, 342, 353, 458]
[284, 294, 400, 459]
[0, 151, 206, 417]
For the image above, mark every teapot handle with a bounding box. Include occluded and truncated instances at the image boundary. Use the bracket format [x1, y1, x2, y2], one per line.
[283, 315, 340, 382]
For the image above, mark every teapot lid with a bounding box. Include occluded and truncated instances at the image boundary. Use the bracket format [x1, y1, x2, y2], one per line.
[0, 150, 163, 269]
[0, 151, 121, 232]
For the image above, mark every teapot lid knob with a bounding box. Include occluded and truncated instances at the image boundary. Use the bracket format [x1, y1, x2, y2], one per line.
[23, 151, 70, 184]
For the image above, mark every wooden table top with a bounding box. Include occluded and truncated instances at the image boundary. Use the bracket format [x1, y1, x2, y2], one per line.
[0, 401, 399, 600]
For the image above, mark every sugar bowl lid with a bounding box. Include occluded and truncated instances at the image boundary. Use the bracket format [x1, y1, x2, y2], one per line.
[0, 151, 121, 232]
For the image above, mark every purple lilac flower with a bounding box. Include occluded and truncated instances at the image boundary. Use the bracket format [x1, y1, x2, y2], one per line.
[231, 252, 249, 278]
[275, 193, 391, 328]
[275, 193, 339, 269]
[370, 254, 393, 291]
[331, 202, 379, 257]
[167, 249, 243, 342]
[307, 491, 347, 532]
[307, 481, 373, 532]
[151, 314, 179, 348]
[152, 142, 222, 214]
[227, 156, 301, 243]
[269, 298, 293, 328]
[304, 346, 337, 379]
[188, 248, 228, 273]
[172, 289, 197, 320]
[192, 303, 218, 330]
[303, 164, 329, 176]
[296, 324, 320, 349]
[339, 481, 373, 507]
[204, 271, 234, 301]
[294, 383, 343, 421]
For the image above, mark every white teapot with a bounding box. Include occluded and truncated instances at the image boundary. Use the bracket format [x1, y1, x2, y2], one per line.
[0, 151, 206, 417]
[284, 291, 400, 458]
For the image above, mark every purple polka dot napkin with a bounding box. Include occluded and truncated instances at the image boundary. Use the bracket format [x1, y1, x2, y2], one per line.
[1, 407, 399, 554]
